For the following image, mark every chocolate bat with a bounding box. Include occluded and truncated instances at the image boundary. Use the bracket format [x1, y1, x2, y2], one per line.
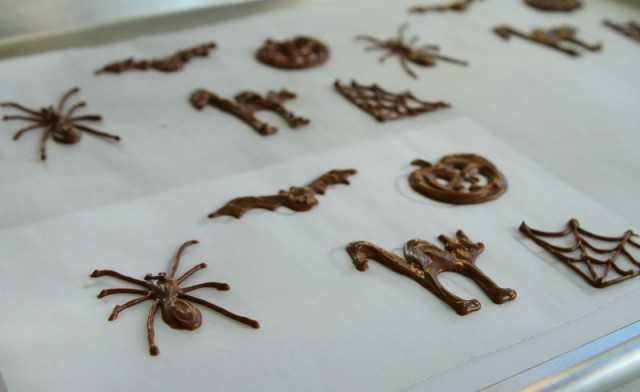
[209, 169, 357, 219]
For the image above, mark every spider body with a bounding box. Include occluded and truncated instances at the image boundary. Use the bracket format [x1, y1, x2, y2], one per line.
[356, 24, 468, 78]
[91, 240, 259, 356]
[0, 87, 120, 161]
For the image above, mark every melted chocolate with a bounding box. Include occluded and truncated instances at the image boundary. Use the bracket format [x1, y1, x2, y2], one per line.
[0, 87, 120, 161]
[604, 20, 640, 44]
[348, 231, 517, 315]
[209, 169, 357, 219]
[494, 25, 601, 57]
[356, 24, 468, 79]
[409, 154, 507, 205]
[520, 219, 640, 288]
[334, 80, 449, 122]
[524, 0, 582, 12]
[256, 36, 329, 70]
[91, 240, 259, 356]
[190, 88, 309, 136]
[95, 42, 216, 74]
[409, 0, 477, 13]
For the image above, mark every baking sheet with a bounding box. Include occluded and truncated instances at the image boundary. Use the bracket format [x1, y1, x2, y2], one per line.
[0, 119, 638, 391]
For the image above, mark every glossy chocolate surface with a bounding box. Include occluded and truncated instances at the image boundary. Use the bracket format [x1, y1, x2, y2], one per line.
[91, 240, 259, 356]
[256, 36, 329, 70]
[209, 169, 357, 219]
[190, 88, 309, 136]
[520, 219, 640, 288]
[334, 80, 449, 122]
[409, 154, 507, 205]
[0, 87, 120, 161]
[348, 231, 517, 315]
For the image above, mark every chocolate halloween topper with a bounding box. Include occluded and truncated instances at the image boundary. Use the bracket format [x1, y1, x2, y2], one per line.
[91, 240, 259, 356]
[95, 42, 216, 74]
[190, 88, 309, 136]
[256, 36, 329, 70]
[604, 20, 640, 44]
[334, 80, 449, 122]
[409, 154, 507, 205]
[520, 219, 640, 288]
[356, 24, 468, 79]
[409, 0, 478, 13]
[209, 169, 357, 219]
[348, 231, 517, 315]
[524, 0, 582, 12]
[494, 25, 602, 57]
[0, 87, 120, 161]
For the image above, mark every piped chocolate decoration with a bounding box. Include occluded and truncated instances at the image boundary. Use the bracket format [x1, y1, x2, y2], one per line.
[256, 36, 329, 70]
[0, 87, 120, 161]
[524, 0, 582, 12]
[347, 231, 517, 315]
[409, 0, 477, 13]
[209, 169, 357, 219]
[520, 219, 640, 288]
[356, 24, 468, 78]
[334, 80, 449, 122]
[494, 25, 602, 57]
[409, 154, 507, 205]
[95, 42, 216, 74]
[604, 20, 640, 44]
[190, 88, 309, 136]
[90, 240, 259, 356]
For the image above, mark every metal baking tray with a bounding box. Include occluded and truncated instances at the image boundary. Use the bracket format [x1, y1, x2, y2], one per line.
[0, 0, 638, 390]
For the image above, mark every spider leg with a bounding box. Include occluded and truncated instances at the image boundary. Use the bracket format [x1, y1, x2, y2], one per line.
[74, 124, 121, 141]
[147, 300, 161, 356]
[90, 269, 154, 290]
[57, 87, 80, 113]
[0, 102, 41, 116]
[364, 46, 383, 52]
[431, 53, 469, 66]
[420, 45, 440, 51]
[400, 58, 418, 79]
[39, 128, 51, 161]
[176, 263, 207, 285]
[2, 115, 41, 122]
[355, 35, 383, 45]
[181, 282, 230, 293]
[97, 288, 148, 298]
[12, 123, 44, 140]
[64, 101, 86, 118]
[179, 293, 260, 329]
[168, 240, 199, 279]
[379, 51, 395, 63]
[108, 293, 153, 321]
[69, 115, 102, 122]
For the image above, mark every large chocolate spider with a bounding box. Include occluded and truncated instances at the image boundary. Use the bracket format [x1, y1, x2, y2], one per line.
[90, 240, 260, 356]
[0, 87, 120, 161]
[356, 24, 468, 78]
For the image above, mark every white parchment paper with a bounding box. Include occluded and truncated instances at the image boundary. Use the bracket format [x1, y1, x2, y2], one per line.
[0, 119, 637, 392]
[0, 0, 638, 231]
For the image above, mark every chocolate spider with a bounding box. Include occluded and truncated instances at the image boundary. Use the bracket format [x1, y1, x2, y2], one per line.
[356, 24, 468, 78]
[0, 87, 120, 161]
[90, 240, 260, 356]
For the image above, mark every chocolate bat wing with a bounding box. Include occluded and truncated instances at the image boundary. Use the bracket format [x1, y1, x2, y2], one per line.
[208, 194, 287, 219]
[306, 169, 358, 195]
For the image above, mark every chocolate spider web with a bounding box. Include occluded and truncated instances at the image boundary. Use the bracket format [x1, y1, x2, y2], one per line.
[334, 80, 449, 122]
[520, 219, 640, 288]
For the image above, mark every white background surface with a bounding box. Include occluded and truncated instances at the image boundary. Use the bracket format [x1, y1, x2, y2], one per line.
[0, 0, 639, 390]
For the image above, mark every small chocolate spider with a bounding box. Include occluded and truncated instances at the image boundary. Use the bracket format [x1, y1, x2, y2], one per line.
[90, 240, 260, 356]
[356, 24, 468, 78]
[0, 87, 120, 161]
